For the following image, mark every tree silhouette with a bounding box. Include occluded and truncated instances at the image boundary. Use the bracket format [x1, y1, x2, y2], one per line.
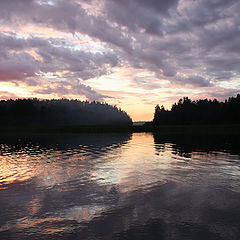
[0, 98, 132, 126]
[152, 94, 240, 125]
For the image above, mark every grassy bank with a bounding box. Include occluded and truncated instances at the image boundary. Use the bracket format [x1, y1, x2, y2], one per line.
[1, 124, 240, 135]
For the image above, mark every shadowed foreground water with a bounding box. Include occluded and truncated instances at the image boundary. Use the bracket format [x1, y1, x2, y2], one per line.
[0, 133, 240, 240]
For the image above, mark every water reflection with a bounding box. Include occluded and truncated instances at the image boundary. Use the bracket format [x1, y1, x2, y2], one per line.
[0, 132, 240, 239]
[0, 134, 131, 189]
[153, 133, 240, 156]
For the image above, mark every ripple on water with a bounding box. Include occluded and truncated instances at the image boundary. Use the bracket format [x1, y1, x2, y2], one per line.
[0, 133, 240, 239]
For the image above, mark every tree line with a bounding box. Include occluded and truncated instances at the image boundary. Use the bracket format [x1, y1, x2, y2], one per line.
[0, 99, 132, 126]
[152, 94, 240, 125]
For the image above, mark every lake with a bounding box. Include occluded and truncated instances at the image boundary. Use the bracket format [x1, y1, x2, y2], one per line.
[0, 132, 240, 240]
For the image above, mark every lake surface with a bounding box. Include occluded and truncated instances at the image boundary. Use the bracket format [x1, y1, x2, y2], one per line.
[0, 132, 240, 240]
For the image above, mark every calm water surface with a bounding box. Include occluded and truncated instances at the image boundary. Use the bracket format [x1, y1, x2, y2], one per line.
[0, 133, 240, 240]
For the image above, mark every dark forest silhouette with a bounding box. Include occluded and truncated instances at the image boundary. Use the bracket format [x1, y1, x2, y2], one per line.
[0, 99, 132, 126]
[152, 94, 240, 125]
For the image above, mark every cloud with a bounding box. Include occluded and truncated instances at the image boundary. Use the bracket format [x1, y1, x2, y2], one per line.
[34, 81, 108, 102]
[0, 0, 133, 51]
[0, 0, 239, 107]
[0, 91, 19, 100]
[175, 75, 211, 87]
[0, 32, 118, 100]
[131, 77, 163, 90]
[0, 52, 37, 81]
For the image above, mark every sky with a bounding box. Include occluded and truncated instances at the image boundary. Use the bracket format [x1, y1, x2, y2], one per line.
[0, 0, 239, 121]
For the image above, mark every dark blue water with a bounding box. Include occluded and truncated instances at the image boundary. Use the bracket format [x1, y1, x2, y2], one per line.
[0, 133, 240, 239]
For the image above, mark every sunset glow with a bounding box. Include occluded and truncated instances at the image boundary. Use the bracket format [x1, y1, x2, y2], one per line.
[0, 0, 240, 121]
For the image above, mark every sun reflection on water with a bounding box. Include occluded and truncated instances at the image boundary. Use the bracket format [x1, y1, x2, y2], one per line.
[0, 133, 240, 239]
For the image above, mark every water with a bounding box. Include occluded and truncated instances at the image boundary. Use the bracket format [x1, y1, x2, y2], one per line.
[0, 132, 240, 240]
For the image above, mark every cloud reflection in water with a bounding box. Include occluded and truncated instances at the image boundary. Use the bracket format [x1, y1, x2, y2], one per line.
[0, 133, 240, 239]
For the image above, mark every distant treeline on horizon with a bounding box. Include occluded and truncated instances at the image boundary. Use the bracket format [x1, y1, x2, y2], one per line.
[0, 99, 132, 126]
[151, 94, 240, 125]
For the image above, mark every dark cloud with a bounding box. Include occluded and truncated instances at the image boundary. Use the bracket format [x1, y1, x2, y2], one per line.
[134, 0, 179, 14]
[0, 52, 37, 81]
[0, 33, 118, 83]
[0, 32, 117, 100]
[0, 0, 239, 101]
[176, 75, 211, 87]
[0, 0, 133, 51]
[187, 0, 237, 26]
[207, 88, 240, 100]
[104, 0, 165, 35]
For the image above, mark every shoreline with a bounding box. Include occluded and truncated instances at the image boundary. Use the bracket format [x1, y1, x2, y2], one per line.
[1, 124, 240, 135]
